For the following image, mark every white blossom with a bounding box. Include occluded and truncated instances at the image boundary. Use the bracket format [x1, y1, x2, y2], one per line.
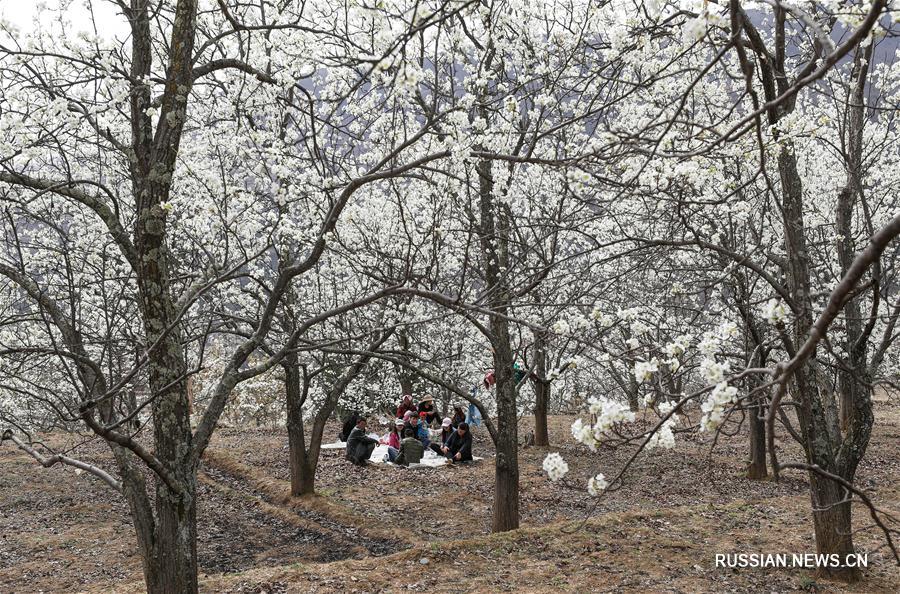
[587, 473, 608, 496]
[763, 299, 788, 324]
[542, 452, 569, 482]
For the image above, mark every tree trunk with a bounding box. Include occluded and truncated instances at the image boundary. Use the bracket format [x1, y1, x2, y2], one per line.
[746, 349, 768, 480]
[290, 450, 316, 497]
[491, 353, 520, 532]
[128, 0, 201, 590]
[778, 144, 859, 578]
[533, 381, 550, 447]
[532, 331, 550, 447]
[626, 373, 640, 412]
[809, 472, 859, 582]
[476, 151, 520, 533]
[835, 43, 873, 432]
[284, 353, 316, 496]
[747, 395, 767, 479]
[151, 482, 199, 594]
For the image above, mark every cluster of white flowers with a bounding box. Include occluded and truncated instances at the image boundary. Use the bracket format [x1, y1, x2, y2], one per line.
[571, 314, 592, 331]
[617, 307, 641, 321]
[634, 358, 659, 383]
[698, 331, 721, 356]
[542, 452, 569, 482]
[718, 321, 739, 338]
[569, 397, 638, 451]
[551, 319, 571, 335]
[763, 299, 788, 325]
[699, 358, 730, 384]
[587, 473, 608, 496]
[630, 320, 650, 336]
[645, 400, 679, 450]
[700, 382, 738, 432]
[589, 396, 636, 431]
[663, 334, 691, 357]
[591, 306, 614, 327]
[682, 5, 727, 43]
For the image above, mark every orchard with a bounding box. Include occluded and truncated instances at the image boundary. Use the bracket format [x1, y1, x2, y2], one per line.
[0, 1, 899, 592]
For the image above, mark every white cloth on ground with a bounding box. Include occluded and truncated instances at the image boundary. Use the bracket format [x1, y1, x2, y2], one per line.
[320, 439, 483, 467]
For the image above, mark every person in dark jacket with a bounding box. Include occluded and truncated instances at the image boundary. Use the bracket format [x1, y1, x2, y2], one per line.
[395, 428, 425, 466]
[339, 410, 361, 442]
[440, 422, 473, 463]
[429, 417, 454, 455]
[403, 412, 420, 438]
[417, 395, 439, 425]
[450, 406, 466, 429]
[345, 418, 378, 466]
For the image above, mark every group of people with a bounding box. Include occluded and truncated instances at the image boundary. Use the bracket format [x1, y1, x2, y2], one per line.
[342, 394, 474, 467]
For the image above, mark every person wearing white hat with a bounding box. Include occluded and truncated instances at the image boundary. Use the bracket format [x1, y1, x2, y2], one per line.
[428, 417, 454, 455]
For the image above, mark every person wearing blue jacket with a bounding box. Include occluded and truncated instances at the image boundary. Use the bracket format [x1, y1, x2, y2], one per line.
[415, 412, 431, 447]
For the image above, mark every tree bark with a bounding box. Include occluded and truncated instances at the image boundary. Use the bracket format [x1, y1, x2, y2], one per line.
[284, 352, 316, 496]
[809, 473, 858, 581]
[745, 348, 767, 479]
[532, 332, 550, 447]
[836, 43, 874, 432]
[533, 381, 550, 447]
[476, 153, 520, 533]
[779, 144, 861, 578]
[747, 395, 768, 479]
[492, 348, 520, 532]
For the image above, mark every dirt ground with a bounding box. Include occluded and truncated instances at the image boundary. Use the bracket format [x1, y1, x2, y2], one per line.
[1, 398, 899, 593]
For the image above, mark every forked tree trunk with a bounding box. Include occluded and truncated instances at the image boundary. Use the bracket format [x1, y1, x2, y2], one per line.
[284, 353, 316, 496]
[284, 339, 387, 496]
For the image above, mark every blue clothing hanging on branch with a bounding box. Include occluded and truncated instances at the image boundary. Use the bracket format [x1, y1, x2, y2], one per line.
[466, 388, 483, 428]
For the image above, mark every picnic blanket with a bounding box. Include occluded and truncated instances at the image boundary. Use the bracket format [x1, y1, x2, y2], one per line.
[319, 439, 483, 468]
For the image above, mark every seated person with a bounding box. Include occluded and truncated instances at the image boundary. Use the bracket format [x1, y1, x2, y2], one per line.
[450, 406, 466, 429]
[396, 394, 416, 419]
[415, 412, 431, 447]
[339, 410, 361, 442]
[394, 428, 425, 466]
[345, 417, 378, 466]
[403, 411, 419, 437]
[429, 417, 455, 455]
[440, 422, 473, 463]
[383, 419, 403, 462]
[417, 395, 439, 425]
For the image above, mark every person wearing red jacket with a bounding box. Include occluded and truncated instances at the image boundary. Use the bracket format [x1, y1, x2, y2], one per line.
[396, 394, 415, 418]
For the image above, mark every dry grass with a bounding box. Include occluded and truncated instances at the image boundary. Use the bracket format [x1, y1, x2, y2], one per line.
[2, 397, 899, 593]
